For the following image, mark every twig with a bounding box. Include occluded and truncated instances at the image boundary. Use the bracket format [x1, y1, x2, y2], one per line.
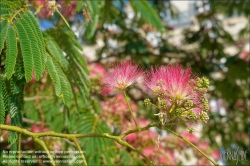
[18, 133, 21, 166]
[70, 137, 88, 166]
[24, 96, 54, 101]
[165, 128, 219, 166]
[33, 138, 55, 166]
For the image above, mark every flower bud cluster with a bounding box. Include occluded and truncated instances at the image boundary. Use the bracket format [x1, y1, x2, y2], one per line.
[143, 98, 151, 107]
[157, 97, 167, 109]
[196, 77, 210, 91]
[200, 111, 209, 123]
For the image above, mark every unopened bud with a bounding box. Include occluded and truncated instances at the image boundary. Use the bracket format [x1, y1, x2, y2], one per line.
[200, 111, 209, 123]
[144, 98, 151, 107]
[188, 128, 194, 133]
[157, 97, 167, 109]
[196, 77, 210, 91]
[186, 100, 194, 107]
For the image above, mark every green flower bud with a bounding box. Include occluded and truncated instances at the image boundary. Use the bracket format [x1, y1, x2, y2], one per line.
[175, 109, 183, 116]
[196, 77, 210, 91]
[188, 128, 194, 133]
[187, 111, 197, 120]
[200, 111, 209, 123]
[186, 100, 194, 107]
[144, 98, 151, 107]
[157, 97, 167, 109]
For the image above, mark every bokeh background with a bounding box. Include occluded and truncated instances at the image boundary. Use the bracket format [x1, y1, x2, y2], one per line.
[1, 0, 249, 165]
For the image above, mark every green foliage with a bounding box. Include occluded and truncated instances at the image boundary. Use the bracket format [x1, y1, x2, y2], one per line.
[0, 0, 89, 108]
[71, 112, 117, 165]
[0, 20, 8, 53]
[131, 0, 165, 32]
[45, 35, 68, 71]
[6, 27, 17, 79]
[15, 10, 46, 82]
[0, 76, 6, 124]
[46, 53, 74, 105]
[46, 27, 90, 105]
[84, 1, 102, 39]
[46, 54, 61, 96]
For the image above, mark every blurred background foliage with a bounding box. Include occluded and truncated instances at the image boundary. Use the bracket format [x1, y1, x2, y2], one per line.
[1, 0, 249, 165]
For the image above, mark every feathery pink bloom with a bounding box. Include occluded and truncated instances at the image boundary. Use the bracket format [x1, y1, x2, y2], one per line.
[146, 65, 197, 100]
[145, 66, 168, 96]
[145, 65, 204, 115]
[101, 61, 143, 95]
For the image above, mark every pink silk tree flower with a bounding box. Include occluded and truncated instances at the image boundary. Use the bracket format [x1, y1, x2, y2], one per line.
[144, 65, 210, 126]
[145, 66, 168, 96]
[146, 65, 198, 100]
[101, 61, 143, 96]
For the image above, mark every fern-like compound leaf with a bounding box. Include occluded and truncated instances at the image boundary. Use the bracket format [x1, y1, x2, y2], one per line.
[46, 54, 73, 105]
[6, 26, 18, 79]
[24, 11, 46, 73]
[46, 54, 61, 96]
[0, 0, 17, 16]
[45, 36, 68, 71]
[14, 11, 45, 82]
[0, 20, 8, 54]
[56, 66, 73, 105]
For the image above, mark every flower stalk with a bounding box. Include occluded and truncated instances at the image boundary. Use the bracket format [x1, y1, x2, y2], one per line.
[165, 128, 219, 166]
[123, 90, 139, 130]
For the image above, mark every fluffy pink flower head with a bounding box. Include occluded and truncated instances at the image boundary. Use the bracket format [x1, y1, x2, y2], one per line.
[145, 64, 210, 124]
[146, 65, 198, 100]
[101, 61, 143, 96]
[145, 66, 167, 96]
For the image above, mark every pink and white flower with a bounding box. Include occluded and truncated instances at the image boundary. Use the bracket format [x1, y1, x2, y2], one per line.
[145, 65, 204, 117]
[101, 61, 143, 95]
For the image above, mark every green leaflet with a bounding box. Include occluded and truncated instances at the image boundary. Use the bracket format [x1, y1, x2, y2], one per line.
[0, 76, 6, 124]
[131, 0, 165, 32]
[14, 11, 45, 82]
[45, 36, 69, 71]
[70, 46, 89, 74]
[46, 28, 90, 106]
[0, 20, 8, 54]
[61, 27, 83, 51]
[46, 54, 61, 96]
[0, 1, 14, 15]
[72, 58, 90, 91]
[85, 0, 101, 39]
[57, 68, 73, 105]
[76, 113, 116, 165]
[46, 54, 73, 105]
[6, 26, 18, 79]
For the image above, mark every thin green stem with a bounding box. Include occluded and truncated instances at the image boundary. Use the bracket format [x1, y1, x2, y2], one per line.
[70, 137, 87, 166]
[34, 138, 55, 166]
[18, 133, 21, 166]
[165, 128, 219, 166]
[123, 91, 139, 130]
[56, 9, 70, 28]
[149, 102, 160, 109]
[177, 115, 193, 131]
[120, 123, 158, 139]
[116, 138, 155, 166]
